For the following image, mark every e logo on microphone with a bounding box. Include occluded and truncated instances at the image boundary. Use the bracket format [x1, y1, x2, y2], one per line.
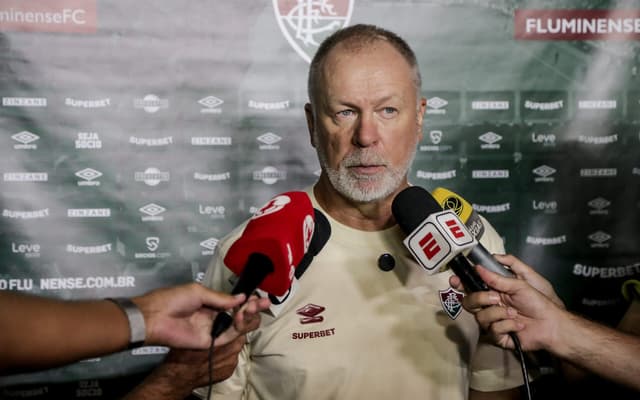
[402, 210, 477, 273]
[404, 221, 451, 272]
[252, 195, 291, 219]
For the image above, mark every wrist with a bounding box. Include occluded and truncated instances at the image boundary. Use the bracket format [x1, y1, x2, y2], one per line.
[106, 297, 146, 348]
[544, 306, 574, 357]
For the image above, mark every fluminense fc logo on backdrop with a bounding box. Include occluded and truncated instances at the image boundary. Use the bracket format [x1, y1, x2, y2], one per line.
[273, 0, 354, 63]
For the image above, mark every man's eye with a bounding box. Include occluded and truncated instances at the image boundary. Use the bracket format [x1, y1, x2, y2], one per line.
[337, 110, 355, 118]
[381, 107, 398, 117]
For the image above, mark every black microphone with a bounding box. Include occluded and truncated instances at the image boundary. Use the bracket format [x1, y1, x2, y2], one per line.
[392, 186, 489, 292]
[293, 208, 331, 279]
[268, 208, 331, 305]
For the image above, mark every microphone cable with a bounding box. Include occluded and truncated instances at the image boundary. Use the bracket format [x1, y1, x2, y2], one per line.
[207, 337, 216, 400]
[510, 332, 532, 400]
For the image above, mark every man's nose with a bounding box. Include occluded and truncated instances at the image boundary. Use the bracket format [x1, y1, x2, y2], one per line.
[352, 113, 380, 147]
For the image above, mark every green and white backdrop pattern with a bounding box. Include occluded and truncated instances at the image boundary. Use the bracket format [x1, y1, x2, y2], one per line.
[1, 0, 640, 398]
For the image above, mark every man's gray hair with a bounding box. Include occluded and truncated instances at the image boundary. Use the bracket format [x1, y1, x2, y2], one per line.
[307, 24, 422, 109]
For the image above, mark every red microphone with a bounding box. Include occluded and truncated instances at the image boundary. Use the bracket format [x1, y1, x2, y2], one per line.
[212, 191, 314, 337]
[224, 191, 314, 296]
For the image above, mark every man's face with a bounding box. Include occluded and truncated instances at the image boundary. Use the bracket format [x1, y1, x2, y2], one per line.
[306, 40, 425, 203]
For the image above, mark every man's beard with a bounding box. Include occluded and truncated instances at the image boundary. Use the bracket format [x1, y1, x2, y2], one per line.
[317, 145, 415, 203]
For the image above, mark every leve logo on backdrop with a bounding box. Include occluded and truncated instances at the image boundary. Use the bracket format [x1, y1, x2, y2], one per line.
[273, 0, 353, 63]
[0, 0, 96, 33]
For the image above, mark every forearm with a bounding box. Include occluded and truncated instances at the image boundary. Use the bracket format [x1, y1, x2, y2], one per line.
[121, 343, 244, 400]
[122, 365, 196, 400]
[0, 292, 129, 373]
[551, 309, 640, 391]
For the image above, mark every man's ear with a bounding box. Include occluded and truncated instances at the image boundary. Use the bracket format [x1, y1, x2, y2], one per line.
[416, 97, 427, 141]
[304, 103, 317, 148]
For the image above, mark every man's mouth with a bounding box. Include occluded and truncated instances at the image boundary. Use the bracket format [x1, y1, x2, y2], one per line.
[348, 164, 385, 175]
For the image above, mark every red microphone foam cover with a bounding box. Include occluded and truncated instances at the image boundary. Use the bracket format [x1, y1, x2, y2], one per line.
[223, 191, 315, 296]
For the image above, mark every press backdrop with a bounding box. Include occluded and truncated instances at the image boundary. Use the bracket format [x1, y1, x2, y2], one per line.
[1, 0, 640, 398]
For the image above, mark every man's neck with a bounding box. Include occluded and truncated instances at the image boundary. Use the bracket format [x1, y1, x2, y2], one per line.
[313, 178, 408, 231]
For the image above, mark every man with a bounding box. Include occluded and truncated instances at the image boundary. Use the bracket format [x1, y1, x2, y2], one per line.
[0, 283, 270, 374]
[199, 24, 525, 399]
[449, 254, 640, 392]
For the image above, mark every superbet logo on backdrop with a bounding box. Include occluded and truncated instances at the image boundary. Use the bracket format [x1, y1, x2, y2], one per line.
[403, 210, 477, 273]
[273, 0, 353, 63]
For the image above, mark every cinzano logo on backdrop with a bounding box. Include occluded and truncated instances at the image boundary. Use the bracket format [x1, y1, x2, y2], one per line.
[2, 97, 47, 107]
[273, 0, 353, 63]
[132, 347, 169, 356]
[67, 208, 110, 218]
[472, 170, 509, 179]
[578, 99, 617, 110]
[3, 172, 48, 182]
[471, 100, 509, 110]
[191, 136, 232, 146]
[580, 168, 617, 178]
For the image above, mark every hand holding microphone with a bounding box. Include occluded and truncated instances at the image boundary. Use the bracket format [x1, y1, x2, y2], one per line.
[450, 254, 568, 352]
[392, 186, 532, 398]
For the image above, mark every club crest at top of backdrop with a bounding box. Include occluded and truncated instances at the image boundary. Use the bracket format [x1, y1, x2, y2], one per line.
[273, 0, 354, 63]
